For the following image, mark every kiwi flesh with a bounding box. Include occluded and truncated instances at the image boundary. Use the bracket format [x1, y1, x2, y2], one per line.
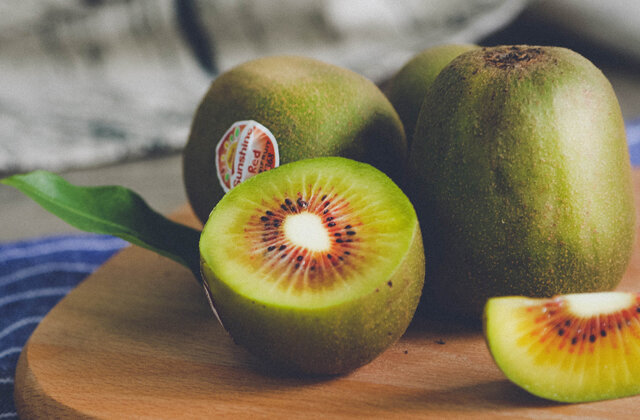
[409, 45, 636, 319]
[484, 292, 640, 402]
[199, 157, 425, 375]
[386, 44, 478, 146]
[184, 55, 407, 225]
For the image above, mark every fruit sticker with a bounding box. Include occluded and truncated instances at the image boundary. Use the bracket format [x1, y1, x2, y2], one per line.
[215, 120, 279, 192]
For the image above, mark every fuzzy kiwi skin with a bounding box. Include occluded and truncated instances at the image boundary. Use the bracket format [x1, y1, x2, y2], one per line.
[183, 55, 407, 224]
[409, 45, 636, 320]
[386, 44, 478, 147]
[201, 225, 423, 375]
[199, 159, 425, 377]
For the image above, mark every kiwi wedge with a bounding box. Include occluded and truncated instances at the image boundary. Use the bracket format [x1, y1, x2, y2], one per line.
[200, 157, 425, 375]
[484, 292, 640, 402]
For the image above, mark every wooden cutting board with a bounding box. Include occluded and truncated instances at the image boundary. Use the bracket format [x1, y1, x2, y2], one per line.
[14, 171, 640, 419]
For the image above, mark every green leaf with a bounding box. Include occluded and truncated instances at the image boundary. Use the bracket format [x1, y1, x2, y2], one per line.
[1, 170, 202, 280]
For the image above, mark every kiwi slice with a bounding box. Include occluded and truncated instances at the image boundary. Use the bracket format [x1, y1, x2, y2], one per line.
[484, 292, 640, 402]
[200, 157, 425, 375]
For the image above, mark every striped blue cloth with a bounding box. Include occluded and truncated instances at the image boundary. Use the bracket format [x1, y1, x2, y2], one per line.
[0, 234, 127, 417]
[628, 118, 640, 167]
[0, 118, 639, 416]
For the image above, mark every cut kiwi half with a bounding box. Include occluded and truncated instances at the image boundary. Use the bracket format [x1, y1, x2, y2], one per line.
[484, 292, 640, 402]
[200, 157, 425, 375]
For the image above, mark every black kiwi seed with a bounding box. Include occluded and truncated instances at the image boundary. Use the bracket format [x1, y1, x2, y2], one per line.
[326, 217, 334, 221]
[558, 329, 565, 336]
[279, 245, 286, 251]
[601, 330, 607, 337]
[296, 255, 303, 262]
[321, 194, 327, 201]
[571, 337, 578, 345]
[297, 198, 308, 208]
[589, 334, 596, 343]
[346, 231, 356, 236]
[267, 246, 276, 252]
[266, 211, 274, 216]
[285, 198, 293, 206]
[344, 225, 352, 229]
[636, 306, 640, 313]
[387, 280, 393, 287]
[323, 201, 330, 208]
[323, 209, 329, 214]
[328, 222, 336, 227]
[260, 216, 269, 221]
[334, 233, 341, 237]
[327, 254, 332, 259]
[344, 251, 350, 255]
[336, 239, 343, 243]
[565, 320, 571, 327]
[281, 204, 288, 211]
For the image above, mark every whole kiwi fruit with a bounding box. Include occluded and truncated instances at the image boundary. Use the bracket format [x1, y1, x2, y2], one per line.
[183, 55, 407, 224]
[386, 44, 478, 146]
[409, 45, 636, 319]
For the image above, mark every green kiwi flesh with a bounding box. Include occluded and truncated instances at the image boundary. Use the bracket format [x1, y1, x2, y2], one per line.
[200, 157, 425, 375]
[386, 43, 478, 146]
[184, 55, 407, 224]
[409, 45, 636, 319]
[484, 292, 640, 402]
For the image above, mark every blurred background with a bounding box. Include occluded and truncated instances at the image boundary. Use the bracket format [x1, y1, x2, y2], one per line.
[2, 0, 640, 240]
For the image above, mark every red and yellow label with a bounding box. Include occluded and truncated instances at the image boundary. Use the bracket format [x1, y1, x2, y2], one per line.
[215, 120, 279, 192]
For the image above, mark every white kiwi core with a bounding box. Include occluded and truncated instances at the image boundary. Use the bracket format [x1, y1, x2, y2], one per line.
[283, 212, 330, 252]
[564, 292, 635, 318]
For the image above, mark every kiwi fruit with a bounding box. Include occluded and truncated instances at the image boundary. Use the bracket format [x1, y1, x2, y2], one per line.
[386, 44, 478, 146]
[409, 45, 636, 319]
[484, 291, 640, 402]
[183, 55, 407, 225]
[199, 157, 425, 375]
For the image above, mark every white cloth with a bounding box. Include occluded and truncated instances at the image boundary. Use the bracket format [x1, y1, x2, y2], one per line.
[531, 0, 640, 61]
[0, 0, 528, 174]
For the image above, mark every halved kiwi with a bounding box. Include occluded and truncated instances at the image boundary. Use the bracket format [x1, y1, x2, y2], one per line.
[200, 157, 425, 375]
[484, 291, 640, 402]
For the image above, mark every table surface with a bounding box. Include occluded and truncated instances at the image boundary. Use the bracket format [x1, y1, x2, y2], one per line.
[13, 170, 640, 418]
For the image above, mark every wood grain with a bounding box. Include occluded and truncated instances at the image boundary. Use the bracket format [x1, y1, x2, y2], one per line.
[13, 170, 640, 419]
